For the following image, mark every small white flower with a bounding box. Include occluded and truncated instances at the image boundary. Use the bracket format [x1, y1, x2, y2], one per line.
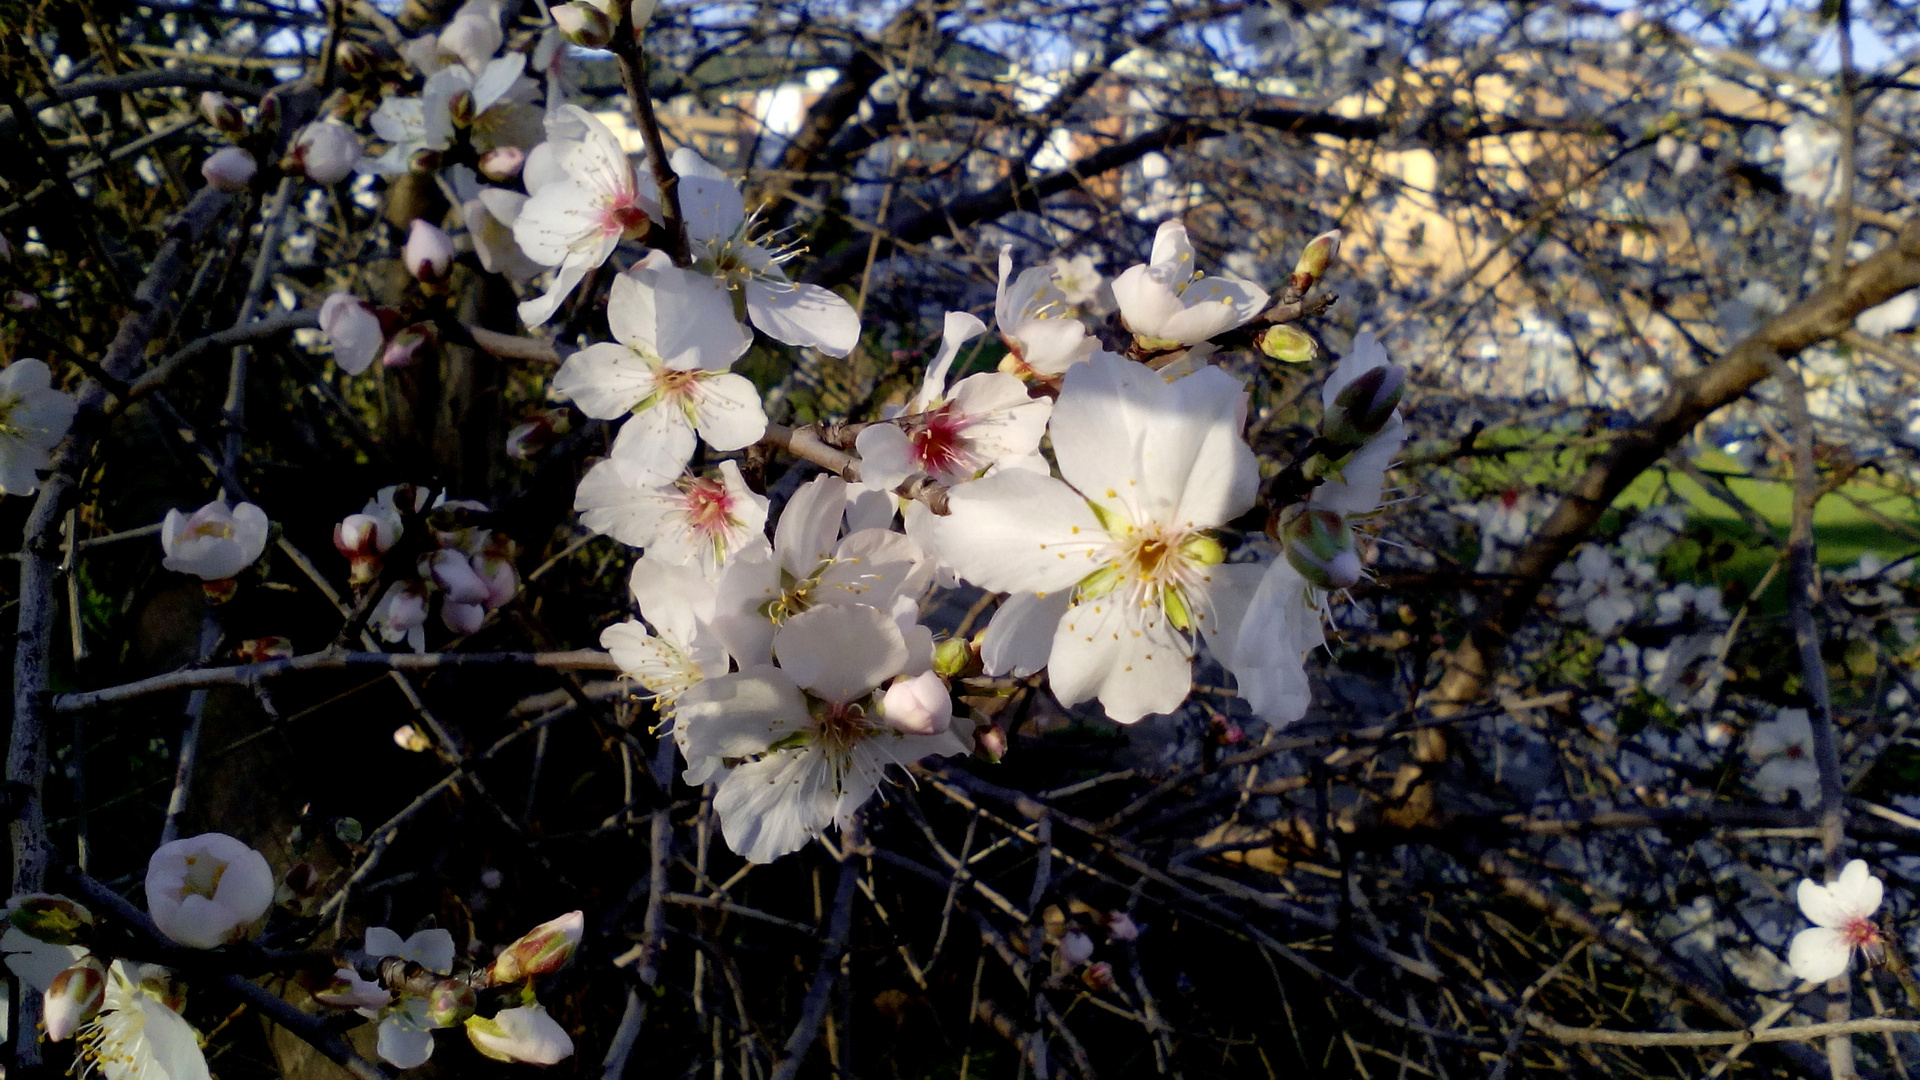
[1788, 859, 1883, 982]
[466, 1004, 575, 1064]
[1110, 221, 1268, 348]
[0, 358, 78, 495]
[144, 833, 275, 949]
[995, 248, 1096, 379]
[550, 252, 762, 482]
[1560, 545, 1637, 636]
[77, 961, 212, 1080]
[1749, 708, 1821, 806]
[372, 581, 431, 653]
[1048, 253, 1104, 307]
[319, 293, 384, 376]
[513, 106, 658, 327]
[160, 499, 270, 581]
[290, 119, 362, 185]
[575, 459, 771, 575]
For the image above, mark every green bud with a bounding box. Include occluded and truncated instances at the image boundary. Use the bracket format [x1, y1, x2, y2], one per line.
[933, 637, 974, 678]
[6, 894, 94, 945]
[488, 911, 584, 986]
[1321, 363, 1406, 447]
[1289, 229, 1342, 295]
[1257, 325, 1316, 364]
[1163, 586, 1193, 632]
[1277, 505, 1362, 590]
[1075, 563, 1125, 601]
[1179, 534, 1226, 567]
[426, 977, 477, 1028]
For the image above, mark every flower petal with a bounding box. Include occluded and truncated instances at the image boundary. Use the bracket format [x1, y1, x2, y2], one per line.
[926, 469, 1105, 595]
[773, 604, 907, 704]
[745, 279, 861, 358]
[1787, 926, 1851, 983]
[1047, 593, 1190, 723]
[980, 591, 1071, 677]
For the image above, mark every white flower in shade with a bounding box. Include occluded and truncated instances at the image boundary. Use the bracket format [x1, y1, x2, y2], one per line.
[319, 293, 384, 376]
[1655, 582, 1728, 625]
[143, 833, 275, 949]
[1201, 557, 1324, 725]
[1781, 117, 1840, 206]
[1560, 545, 1637, 636]
[1749, 708, 1821, 806]
[550, 252, 761, 482]
[372, 580, 431, 653]
[0, 358, 77, 495]
[1, 925, 88, 990]
[450, 168, 544, 283]
[1308, 332, 1405, 518]
[677, 604, 969, 863]
[1789, 859, 1884, 982]
[356, 926, 456, 1064]
[365, 926, 456, 974]
[77, 961, 211, 1080]
[466, 1004, 575, 1065]
[1111, 221, 1268, 348]
[575, 459, 770, 574]
[290, 119, 362, 185]
[1048, 253, 1104, 307]
[995, 248, 1096, 379]
[160, 499, 270, 581]
[674, 148, 862, 357]
[201, 146, 256, 191]
[925, 354, 1256, 723]
[512, 106, 658, 327]
[709, 474, 932, 669]
[603, 555, 728, 717]
[855, 311, 1053, 491]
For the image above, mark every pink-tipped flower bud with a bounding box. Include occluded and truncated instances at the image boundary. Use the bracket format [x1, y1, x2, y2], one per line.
[472, 551, 517, 610]
[199, 91, 245, 134]
[44, 957, 107, 1042]
[404, 219, 455, 284]
[1080, 960, 1117, 992]
[1058, 929, 1094, 967]
[477, 146, 526, 183]
[201, 146, 257, 192]
[1278, 505, 1362, 590]
[290, 120, 363, 185]
[335, 512, 396, 586]
[489, 910, 584, 986]
[447, 89, 476, 129]
[382, 323, 435, 368]
[254, 91, 281, 132]
[1322, 363, 1406, 447]
[881, 671, 952, 736]
[1105, 912, 1139, 941]
[552, 1, 614, 48]
[1257, 324, 1316, 365]
[336, 39, 376, 76]
[1289, 229, 1342, 296]
[978, 723, 1007, 762]
[425, 976, 476, 1028]
[408, 147, 444, 174]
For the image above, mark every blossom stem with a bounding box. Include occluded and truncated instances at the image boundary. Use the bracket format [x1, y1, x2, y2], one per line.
[611, 27, 689, 267]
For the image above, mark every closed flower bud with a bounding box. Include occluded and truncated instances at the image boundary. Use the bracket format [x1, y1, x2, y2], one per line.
[881, 671, 952, 736]
[394, 724, 432, 752]
[1105, 912, 1139, 941]
[1278, 505, 1362, 590]
[290, 120, 363, 186]
[1289, 229, 1342, 295]
[425, 976, 476, 1028]
[403, 219, 455, 284]
[630, 0, 660, 29]
[932, 636, 973, 678]
[6, 894, 94, 945]
[447, 89, 476, 128]
[1257, 324, 1316, 364]
[43, 956, 106, 1041]
[382, 323, 435, 368]
[1322, 363, 1406, 447]
[199, 91, 245, 133]
[477, 146, 525, 182]
[201, 146, 257, 192]
[407, 147, 443, 173]
[1080, 960, 1116, 992]
[489, 911, 584, 985]
[552, 1, 614, 48]
[255, 91, 281, 132]
[978, 723, 1007, 762]
[336, 39, 375, 76]
[505, 409, 569, 459]
[442, 599, 486, 635]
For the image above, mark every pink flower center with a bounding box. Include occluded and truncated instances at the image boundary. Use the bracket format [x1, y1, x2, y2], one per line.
[1843, 914, 1883, 957]
[910, 406, 972, 475]
[599, 199, 651, 240]
[681, 478, 736, 538]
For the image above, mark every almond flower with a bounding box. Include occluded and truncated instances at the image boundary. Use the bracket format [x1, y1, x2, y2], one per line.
[574, 459, 770, 575]
[77, 961, 212, 1080]
[673, 148, 862, 357]
[160, 498, 270, 582]
[358, 927, 457, 1067]
[855, 311, 1053, 492]
[144, 832, 275, 949]
[551, 251, 762, 482]
[995, 248, 1097, 379]
[319, 293, 384, 376]
[0, 358, 78, 495]
[1789, 859, 1884, 982]
[677, 604, 970, 863]
[928, 354, 1256, 722]
[1111, 221, 1268, 349]
[1749, 708, 1821, 806]
[513, 106, 659, 327]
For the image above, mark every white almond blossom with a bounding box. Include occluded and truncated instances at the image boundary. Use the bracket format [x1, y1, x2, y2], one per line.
[466, 1004, 575, 1064]
[160, 498, 270, 582]
[0, 358, 77, 495]
[319, 293, 384, 376]
[604, 557, 730, 778]
[929, 354, 1256, 722]
[1781, 116, 1841, 206]
[1111, 220, 1268, 349]
[1204, 557, 1324, 725]
[673, 148, 861, 357]
[995, 247, 1097, 379]
[1048, 253, 1105, 307]
[400, 0, 504, 76]
[359, 927, 457, 1067]
[1558, 545, 1637, 636]
[551, 252, 761, 481]
[144, 832, 275, 949]
[575, 458, 770, 573]
[677, 604, 968, 863]
[855, 310, 1053, 491]
[78, 961, 211, 1080]
[1789, 858, 1883, 982]
[1749, 708, 1821, 806]
[514, 106, 660, 327]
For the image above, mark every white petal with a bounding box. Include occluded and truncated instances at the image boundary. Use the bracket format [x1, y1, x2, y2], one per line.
[773, 475, 846, 578]
[1310, 413, 1404, 517]
[1834, 859, 1883, 918]
[980, 591, 1071, 677]
[516, 251, 598, 328]
[610, 406, 697, 484]
[1047, 592, 1191, 723]
[928, 470, 1104, 595]
[551, 343, 658, 419]
[853, 424, 917, 493]
[689, 373, 768, 451]
[363, 927, 406, 958]
[773, 605, 907, 704]
[745, 280, 861, 358]
[378, 1019, 437, 1068]
[714, 748, 837, 863]
[677, 667, 810, 760]
[1787, 926, 1851, 983]
[574, 459, 672, 547]
[512, 181, 609, 267]
[609, 262, 752, 372]
[919, 310, 990, 399]
[404, 928, 457, 973]
[1110, 265, 1185, 339]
